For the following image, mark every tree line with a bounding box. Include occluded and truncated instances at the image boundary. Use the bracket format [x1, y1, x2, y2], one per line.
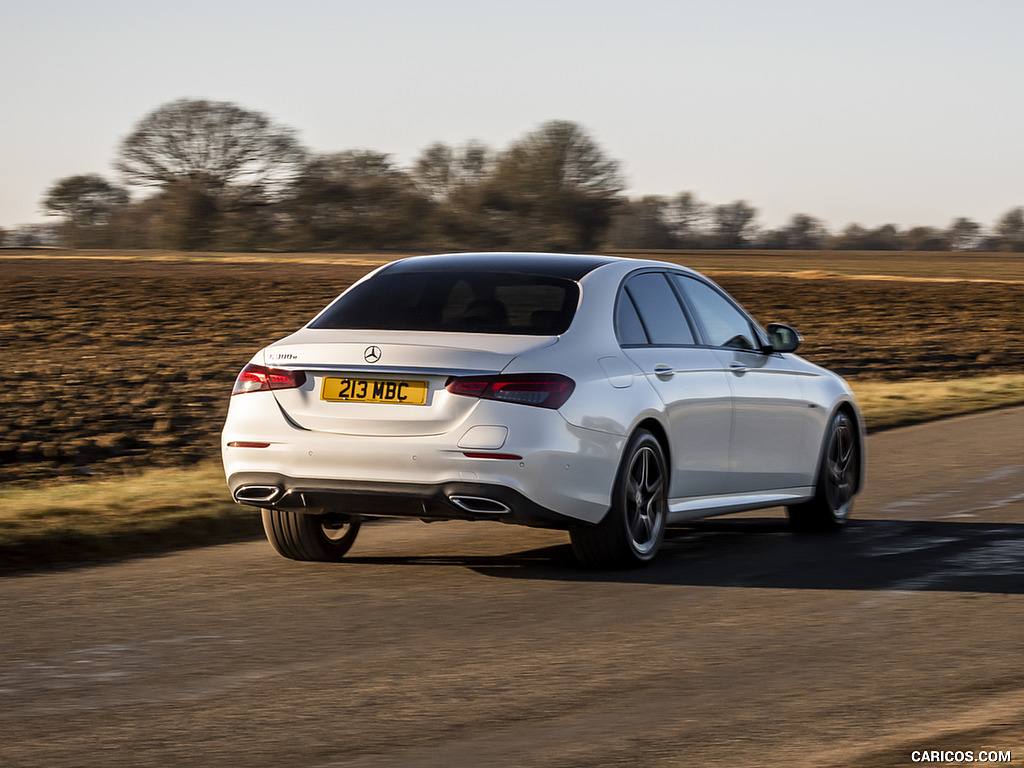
[25, 98, 1024, 253]
[606, 196, 1024, 252]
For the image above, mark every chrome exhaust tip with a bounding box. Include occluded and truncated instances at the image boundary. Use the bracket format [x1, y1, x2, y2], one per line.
[448, 495, 511, 515]
[234, 485, 282, 504]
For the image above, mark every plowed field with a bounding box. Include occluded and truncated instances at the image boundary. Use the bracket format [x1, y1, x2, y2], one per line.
[2, 256, 1022, 485]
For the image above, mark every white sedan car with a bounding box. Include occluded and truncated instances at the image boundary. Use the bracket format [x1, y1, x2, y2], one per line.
[222, 252, 863, 568]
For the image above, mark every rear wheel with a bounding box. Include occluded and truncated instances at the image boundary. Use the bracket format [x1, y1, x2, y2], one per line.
[570, 429, 668, 568]
[261, 508, 361, 561]
[788, 411, 858, 531]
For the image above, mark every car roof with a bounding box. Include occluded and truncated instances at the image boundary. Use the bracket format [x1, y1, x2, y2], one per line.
[380, 252, 619, 281]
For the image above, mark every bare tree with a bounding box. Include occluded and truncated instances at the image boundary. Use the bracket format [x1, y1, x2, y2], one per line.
[412, 141, 492, 202]
[784, 214, 829, 249]
[756, 213, 829, 250]
[605, 195, 675, 249]
[902, 226, 948, 251]
[495, 120, 623, 196]
[113, 99, 305, 249]
[484, 120, 624, 250]
[115, 99, 305, 196]
[281, 151, 429, 250]
[946, 217, 982, 251]
[665, 192, 709, 247]
[864, 224, 902, 250]
[832, 224, 868, 250]
[42, 174, 129, 247]
[43, 174, 128, 226]
[995, 207, 1024, 251]
[712, 201, 758, 248]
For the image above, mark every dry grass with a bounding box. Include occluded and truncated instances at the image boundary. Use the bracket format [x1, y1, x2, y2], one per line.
[0, 463, 258, 570]
[850, 375, 1024, 430]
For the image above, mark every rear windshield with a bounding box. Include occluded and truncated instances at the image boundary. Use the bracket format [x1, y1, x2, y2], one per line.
[308, 270, 580, 335]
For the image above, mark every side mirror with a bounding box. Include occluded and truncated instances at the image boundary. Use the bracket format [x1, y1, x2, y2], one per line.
[766, 323, 802, 353]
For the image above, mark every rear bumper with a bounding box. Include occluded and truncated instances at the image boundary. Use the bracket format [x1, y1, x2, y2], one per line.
[222, 391, 624, 524]
[227, 471, 586, 529]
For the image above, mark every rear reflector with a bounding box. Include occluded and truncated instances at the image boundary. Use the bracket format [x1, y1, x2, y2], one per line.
[462, 452, 523, 460]
[232, 364, 307, 395]
[446, 373, 575, 409]
[227, 441, 272, 448]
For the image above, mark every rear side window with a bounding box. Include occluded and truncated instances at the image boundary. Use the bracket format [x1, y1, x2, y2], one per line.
[309, 270, 579, 335]
[620, 272, 696, 346]
[614, 292, 648, 345]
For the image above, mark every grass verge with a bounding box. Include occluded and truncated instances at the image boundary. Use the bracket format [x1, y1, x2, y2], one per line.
[849, 375, 1024, 431]
[3, 374, 1024, 573]
[0, 463, 259, 573]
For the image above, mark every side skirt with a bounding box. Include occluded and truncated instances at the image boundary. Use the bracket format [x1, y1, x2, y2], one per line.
[666, 487, 815, 523]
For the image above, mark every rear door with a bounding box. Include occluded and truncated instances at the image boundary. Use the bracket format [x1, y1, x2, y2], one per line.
[617, 271, 733, 499]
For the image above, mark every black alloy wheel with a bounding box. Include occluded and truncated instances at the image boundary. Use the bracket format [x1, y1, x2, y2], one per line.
[570, 429, 668, 568]
[788, 411, 859, 531]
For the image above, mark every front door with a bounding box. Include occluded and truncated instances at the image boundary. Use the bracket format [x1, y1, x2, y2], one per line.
[671, 273, 817, 493]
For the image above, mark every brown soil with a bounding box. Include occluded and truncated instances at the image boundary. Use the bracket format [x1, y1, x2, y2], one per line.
[715, 273, 1024, 380]
[2, 257, 1022, 485]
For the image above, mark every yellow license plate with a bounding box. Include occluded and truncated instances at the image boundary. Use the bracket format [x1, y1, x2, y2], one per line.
[321, 376, 429, 405]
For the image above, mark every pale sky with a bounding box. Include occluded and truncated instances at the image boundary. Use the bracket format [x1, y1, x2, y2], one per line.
[2, 0, 1021, 233]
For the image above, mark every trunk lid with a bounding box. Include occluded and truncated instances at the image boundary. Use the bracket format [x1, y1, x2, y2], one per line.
[264, 328, 557, 436]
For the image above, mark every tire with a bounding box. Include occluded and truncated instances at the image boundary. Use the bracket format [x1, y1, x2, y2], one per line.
[261, 508, 361, 561]
[788, 410, 859, 532]
[570, 429, 668, 568]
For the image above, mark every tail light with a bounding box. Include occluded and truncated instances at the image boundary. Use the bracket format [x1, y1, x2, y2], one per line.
[232, 363, 307, 395]
[445, 373, 575, 409]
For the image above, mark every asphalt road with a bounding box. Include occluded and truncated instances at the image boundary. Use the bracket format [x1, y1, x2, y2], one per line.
[3, 408, 1023, 768]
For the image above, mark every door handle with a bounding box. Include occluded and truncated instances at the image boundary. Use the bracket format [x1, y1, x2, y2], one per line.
[653, 364, 674, 378]
[729, 361, 747, 374]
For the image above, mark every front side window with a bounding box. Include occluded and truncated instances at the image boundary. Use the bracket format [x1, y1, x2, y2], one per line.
[672, 275, 760, 350]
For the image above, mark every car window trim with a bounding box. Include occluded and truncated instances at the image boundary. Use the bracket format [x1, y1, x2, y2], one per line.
[662, 270, 704, 345]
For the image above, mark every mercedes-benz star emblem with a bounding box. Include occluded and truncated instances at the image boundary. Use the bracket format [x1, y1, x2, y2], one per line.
[363, 345, 382, 363]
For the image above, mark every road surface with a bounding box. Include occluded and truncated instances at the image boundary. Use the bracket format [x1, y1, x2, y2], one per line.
[2, 408, 1023, 767]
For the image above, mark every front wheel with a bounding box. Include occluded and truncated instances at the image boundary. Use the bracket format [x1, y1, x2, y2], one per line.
[788, 411, 859, 531]
[261, 508, 361, 561]
[570, 429, 668, 568]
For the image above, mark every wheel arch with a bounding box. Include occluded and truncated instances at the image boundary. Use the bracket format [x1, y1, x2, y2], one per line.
[570, 417, 670, 567]
[632, 416, 672, 486]
[815, 398, 866, 495]
[596, 416, 671, 523]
